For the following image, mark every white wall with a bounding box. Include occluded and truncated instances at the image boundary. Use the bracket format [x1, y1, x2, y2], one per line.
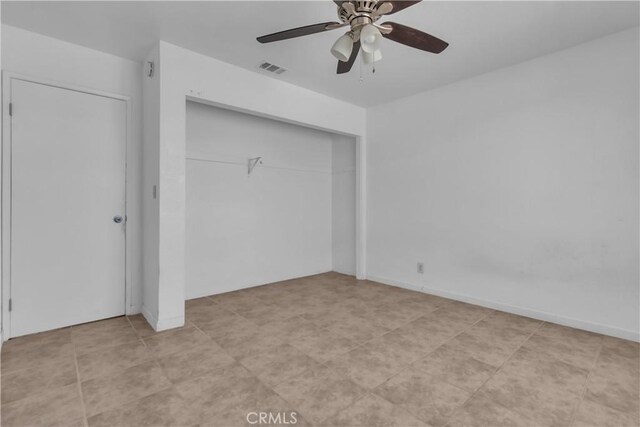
[1, 26, 144, 320]
[1, 7, 3, 346]
[332, 135, 356, 275]
[186, 101, 334, 298]
[366, 27, 639, 341]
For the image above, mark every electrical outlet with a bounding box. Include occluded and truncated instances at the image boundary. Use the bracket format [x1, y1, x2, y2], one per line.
[417, 262, 424, 274]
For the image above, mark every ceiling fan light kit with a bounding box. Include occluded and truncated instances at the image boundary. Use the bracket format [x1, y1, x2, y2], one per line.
[360, 24, 383, 53]
[331, 32, 355, 61]
[362, 49, 382, 64]
[257, 0, 448, 74]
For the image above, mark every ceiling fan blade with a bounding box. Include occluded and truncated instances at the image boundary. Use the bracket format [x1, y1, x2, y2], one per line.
[257, 21, 342, 43]
[381, 22, 448, 53]
[379, 1, 422, 15]
[337, 41, 360, 74]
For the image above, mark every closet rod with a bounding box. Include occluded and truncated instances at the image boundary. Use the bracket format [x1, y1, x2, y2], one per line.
[186, 157, 331, 175]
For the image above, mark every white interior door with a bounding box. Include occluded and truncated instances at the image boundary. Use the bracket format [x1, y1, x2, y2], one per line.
[10, 79, 127, 338]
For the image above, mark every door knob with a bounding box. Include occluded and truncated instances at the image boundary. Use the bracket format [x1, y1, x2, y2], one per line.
[113, 215, 123, 224]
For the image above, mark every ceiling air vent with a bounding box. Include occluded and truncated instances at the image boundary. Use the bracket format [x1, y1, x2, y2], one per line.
[258, 61, 287, 75]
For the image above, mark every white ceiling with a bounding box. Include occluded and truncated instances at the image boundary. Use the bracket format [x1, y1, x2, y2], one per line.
[2, 1, 638, 106]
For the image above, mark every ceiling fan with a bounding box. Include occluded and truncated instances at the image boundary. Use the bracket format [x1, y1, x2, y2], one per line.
[257, 0, 448, 74]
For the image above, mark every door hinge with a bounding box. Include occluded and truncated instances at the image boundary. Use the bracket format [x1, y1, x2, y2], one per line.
[8, 299, 12, 312]
[9, 103, 13, 117]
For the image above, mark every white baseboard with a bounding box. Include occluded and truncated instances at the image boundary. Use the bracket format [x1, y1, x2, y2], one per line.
[332, 268, 356, 277]
[187, 268, 335, 300]
[141, 305, 185, 332]
[141, 305, 158, 330]
[126, 303, 142, 317]
[156, 315, 185, 332]
[366, 274, 640, 343]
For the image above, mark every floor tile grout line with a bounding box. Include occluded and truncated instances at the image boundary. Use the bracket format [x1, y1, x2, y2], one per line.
[148, 295, 442, 373]
[314, 389, 372, 426]
[186, 311, 298, 388]
[567, 340, 604, 426]
[189, 286, 437, 423]
[186, 319, 244, 364]
[97, 357, 173, 420]
[210, 285, 447, 334]
[399, 304, 496, 371]
[124, 314, 135, 331]
[305, 300, 459, 363]
[195, 299, 367, 360]
[177, 333, 323, 427]
[90, 302, 500, 426]
[121, 299, 376, 426]
[213, 290, 357, 414]
[72, 338, 89, 427]
[356, 307, 498, 423]
[125, 315, 152, 350]
[501, 321, 615, 425]
[309, 305, 498, 425]
[264, 359, 369, 426]
[442, 319, 546, 427]
[142, 315, 257, 427]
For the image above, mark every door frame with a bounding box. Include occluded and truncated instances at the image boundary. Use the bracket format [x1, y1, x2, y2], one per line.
[1, 72, 133, 340]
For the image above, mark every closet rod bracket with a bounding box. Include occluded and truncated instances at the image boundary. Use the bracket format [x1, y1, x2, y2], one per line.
[248, 157, 263, 175]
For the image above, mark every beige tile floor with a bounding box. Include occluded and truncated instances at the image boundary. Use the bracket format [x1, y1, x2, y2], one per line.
[1, 272, 638, 427]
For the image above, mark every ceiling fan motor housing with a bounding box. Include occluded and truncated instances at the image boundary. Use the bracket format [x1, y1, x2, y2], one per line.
[339, 0, 387, 42]
[339, 1, 381, 24]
